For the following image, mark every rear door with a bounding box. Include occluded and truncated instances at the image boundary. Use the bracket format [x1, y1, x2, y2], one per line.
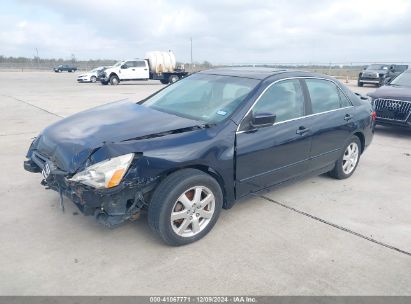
[235, 79, 312, 197]
[134, 60, 149, 79]
[302, 78, 356, 171]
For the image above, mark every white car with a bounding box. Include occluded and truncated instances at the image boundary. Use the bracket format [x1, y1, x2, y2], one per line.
[77, 67, 106, 83]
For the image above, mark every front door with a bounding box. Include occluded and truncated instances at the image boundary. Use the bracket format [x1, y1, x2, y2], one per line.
[120, 61, 137, 80]
[121, 61, 149, 80]
[236, 79, 312, 197]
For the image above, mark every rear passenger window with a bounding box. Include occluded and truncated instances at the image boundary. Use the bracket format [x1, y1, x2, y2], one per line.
[305, 79, 343, 113]
[253, 79, 304, 123]
[136, 61, 146, 67]
[338, 90, 352, 107]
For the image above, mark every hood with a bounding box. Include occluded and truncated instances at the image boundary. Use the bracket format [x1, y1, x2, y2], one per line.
[368, 85, 411, 100]
[33, 100, 203, 173]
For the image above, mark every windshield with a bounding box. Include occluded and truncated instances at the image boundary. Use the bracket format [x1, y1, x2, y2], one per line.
[367, 64, 388, 70]
[141, 73, 259, 123]
[113, 61, 123, 67]
[390, 71, 411, 87]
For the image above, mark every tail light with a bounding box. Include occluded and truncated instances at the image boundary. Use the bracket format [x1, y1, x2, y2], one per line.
[371, 111, 377, 121]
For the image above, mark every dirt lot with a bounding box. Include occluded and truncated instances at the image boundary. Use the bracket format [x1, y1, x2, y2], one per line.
[0, 71, 410, 295]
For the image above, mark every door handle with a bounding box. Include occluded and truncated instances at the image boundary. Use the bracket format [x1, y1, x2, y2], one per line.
[144, 68, 148, 70]
[344, 114, 353, 121]
[296, 126, 310, 135]
[132, 69, 135, 71]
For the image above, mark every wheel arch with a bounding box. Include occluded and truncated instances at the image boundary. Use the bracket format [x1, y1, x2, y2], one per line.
[159, 165, 229, 208]
[109, 72, 119, 79]
[353, 131, 365, 153]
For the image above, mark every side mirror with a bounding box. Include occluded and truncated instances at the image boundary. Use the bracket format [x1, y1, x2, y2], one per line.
[251, 112, 276, 128]
[121, 64, 127, 69]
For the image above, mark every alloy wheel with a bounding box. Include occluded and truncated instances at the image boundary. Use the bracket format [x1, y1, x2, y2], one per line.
[342, 142, 359, 175]
[170, 186, 215, 237]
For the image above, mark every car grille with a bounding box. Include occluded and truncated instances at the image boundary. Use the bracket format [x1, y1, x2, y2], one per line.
[363, 72, 378, 78]
[374, 98, 411, 121]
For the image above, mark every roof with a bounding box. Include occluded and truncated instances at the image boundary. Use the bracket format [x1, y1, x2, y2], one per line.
[199, 67, 288, 80]
[199, 67, 341, 82]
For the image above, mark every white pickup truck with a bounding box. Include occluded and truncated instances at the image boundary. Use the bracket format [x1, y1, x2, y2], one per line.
[100, 51, 188, 85]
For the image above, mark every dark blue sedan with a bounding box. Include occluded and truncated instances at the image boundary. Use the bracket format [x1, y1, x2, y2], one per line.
[24, 68, 375, 245]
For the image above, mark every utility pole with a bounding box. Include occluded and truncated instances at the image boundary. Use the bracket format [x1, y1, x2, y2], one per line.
[35, 48, 39, 68]
[190, 37, 193, 70]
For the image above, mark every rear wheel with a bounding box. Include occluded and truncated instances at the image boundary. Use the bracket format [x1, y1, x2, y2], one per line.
[110, 75, 119, 85]
[100, 80, 109, 85]
[160, 79, 169, 84]
[329, 136, 361, 179]
[169, 75, 179, 84]
[148, 169, 223, 246]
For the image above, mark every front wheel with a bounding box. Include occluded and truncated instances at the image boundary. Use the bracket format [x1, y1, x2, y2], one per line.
[148, 169, 223, 246]
[329, 136, 361, 179]
[110, 75, 119, 85]
[160, 79, 169, 84]
[90, 76, 97, 83]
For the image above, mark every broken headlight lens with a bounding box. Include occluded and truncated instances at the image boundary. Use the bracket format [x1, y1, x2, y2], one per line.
[69, 153, 134, 189]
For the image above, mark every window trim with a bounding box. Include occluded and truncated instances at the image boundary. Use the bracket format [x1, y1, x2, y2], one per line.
[236, 76, 353, 133]
[249, 78, 306, 125]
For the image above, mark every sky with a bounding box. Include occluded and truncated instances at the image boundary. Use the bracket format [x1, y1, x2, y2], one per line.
[1, 0, 411, 64]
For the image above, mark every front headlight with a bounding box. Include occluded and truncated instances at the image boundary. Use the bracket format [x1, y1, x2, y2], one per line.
[69, 153, 134, 189]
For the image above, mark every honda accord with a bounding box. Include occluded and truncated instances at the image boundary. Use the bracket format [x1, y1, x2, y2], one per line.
[24, 68, 375, 245]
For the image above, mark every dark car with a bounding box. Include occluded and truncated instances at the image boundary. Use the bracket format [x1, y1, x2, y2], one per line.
[54, 64, 77, 72]
[368, 69, 411, 128]
[24, 68, 375, 245]
[358, 64, 390, 87]
[384, 64, 409, 84]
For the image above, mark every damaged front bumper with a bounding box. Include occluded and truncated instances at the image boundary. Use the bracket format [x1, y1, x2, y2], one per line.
[24, 152, 158, 228]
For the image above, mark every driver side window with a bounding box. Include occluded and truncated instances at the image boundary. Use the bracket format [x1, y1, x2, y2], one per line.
[124, 61, 136, 68]
[253, 79, 305, 123]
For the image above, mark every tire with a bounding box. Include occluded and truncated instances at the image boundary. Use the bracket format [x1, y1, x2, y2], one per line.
[101, 80, 109, 85]
[110, 75, 119, 85]
[329, 136, 361, 179]
[90, 76, 97, 83]
[169, 75, 179, 84]
[160, 79, 169, 84]
[148, 169, 223, 246]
